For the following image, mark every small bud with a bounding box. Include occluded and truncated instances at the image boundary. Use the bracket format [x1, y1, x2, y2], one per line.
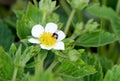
[85, 19, 99, 32]
[39, 0, 56, 14]
[70, 22, 83, 39]
[68, 50, 79, 62]
[67, 0, 89, 10]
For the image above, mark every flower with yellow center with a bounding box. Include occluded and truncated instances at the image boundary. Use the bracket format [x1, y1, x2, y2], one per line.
[28, 22, 65, 50]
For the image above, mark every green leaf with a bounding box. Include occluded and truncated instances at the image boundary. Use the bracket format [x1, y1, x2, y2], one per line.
[13, 45, 41, 78]
[111, 20, 120, 41]
[104, 65, 120, 81]
[44, 51, 54, 70]
[75, 31, 117, 47]
[39, 0, 56, 14]
[13, 10, 24, 20]
[0, 19, 14, 51]
[86, 5, 117, 20]
[85, 19, 99, 32]
[81, 53, 113, 81]
[0, 47, 13, 80]
[29, 71, 63, 81]
[86, 5, 120, 41]
[14, 45, 40, 67]
[99, 56, 113, 75]
[83, 55, 103, 81]
[9, 43, 17, 58]
[16, 1, 59, 39]
[16, 3, 42, 39]
[19, 46, 36, 67]
[14, 45, 22, 66]
[62, 77, 83, 81]
[54, 60, 96, 78]
[67, 0, 89, 10]
[68, 49, 80, 62]
[87, 63, 103, 81]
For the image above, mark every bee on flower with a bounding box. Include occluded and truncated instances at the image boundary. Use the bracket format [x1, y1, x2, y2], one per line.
[28, 22, 65, 50]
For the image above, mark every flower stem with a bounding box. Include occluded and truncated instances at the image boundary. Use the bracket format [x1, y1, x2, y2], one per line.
[12, 66, 18, 81]
[64, 9, 75, 34]
[116, 0, 120, 15]
[59, 0, 71, 15]
[35, 55, 43, 75]
[47, 61, 58, 72]
[42, 12, 47, 25]
[35, 60, 43, 75]
[35, 53, 46, 75]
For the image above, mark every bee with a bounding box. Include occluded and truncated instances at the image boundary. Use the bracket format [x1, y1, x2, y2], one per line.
[52, 33, 58, 39]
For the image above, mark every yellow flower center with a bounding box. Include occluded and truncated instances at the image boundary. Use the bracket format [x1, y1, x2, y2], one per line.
[39, 32, 57, 46]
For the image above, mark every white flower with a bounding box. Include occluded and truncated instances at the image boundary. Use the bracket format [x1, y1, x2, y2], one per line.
[28, 22, 65, 50]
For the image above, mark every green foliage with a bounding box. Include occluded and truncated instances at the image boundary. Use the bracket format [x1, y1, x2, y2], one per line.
[52, 49, 96, 79]
[68, 49, 80, 62]
[39, 0, 56, 14]
[9, 44, 42, 80]
[15, 46, 36, 68]
[29, 71, 63, 81]
[0, 47, 13, 81]
[104, 65, 120, 81]
[71, 19, 99, 39]
[83, 55, 103, 81]
[0, 19, 14, 51]
[86, 5, 120, 41]
[9, 43, 17, 58]
[81, 53, 113, 81]
[98, 56, 113, 75]
[86, 5, 118, 20]
[85, 19, 99, 32]
[17, 2, 42, 39]
[16, 0, 59, 39]
[76, 30, 117, 47]
[1, 0, 120, 81]
[54, 60, 96, 78]
[67, 0, 89, 10]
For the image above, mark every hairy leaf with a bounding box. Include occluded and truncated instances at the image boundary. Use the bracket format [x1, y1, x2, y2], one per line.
[54, 60, 96, 78]
[75, 31, 117, 47]
[86, 5, 120, 41]
[104, 65, 120, 81]
[17, 3, 42, 39]
[0, 47, 13, 80]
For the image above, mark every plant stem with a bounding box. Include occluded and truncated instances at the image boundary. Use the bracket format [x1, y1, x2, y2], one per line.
[12, 66, 18, 81]
[101, 18, 106, 30]
[35, 55, 43, 75]
[35, 60, 43, 75]
[42, 12, 47, 25]
[76, 10, 83, 22]
[59, 0, 71, 16]
[98, 18, 107, 56]
[64, 9, 75, 34]
[116, 0, 120, 15]
[47, 60, 58, 72]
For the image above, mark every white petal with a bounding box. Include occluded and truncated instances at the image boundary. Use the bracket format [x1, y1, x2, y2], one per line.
[40, 44, 53, 50]
[45, 23, 57, 33]
[53, 42, 65, 50]
[56, 30, 65, 41]
[32, 24, 44, 38]
[28, 38, 40, 44]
